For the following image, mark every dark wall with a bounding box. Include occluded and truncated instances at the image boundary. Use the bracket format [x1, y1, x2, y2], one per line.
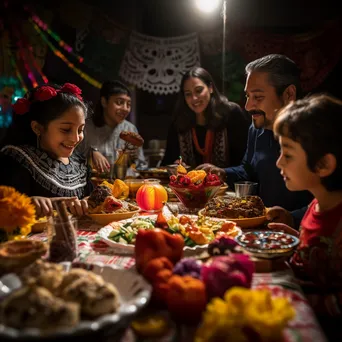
[34, 0, 342, 145]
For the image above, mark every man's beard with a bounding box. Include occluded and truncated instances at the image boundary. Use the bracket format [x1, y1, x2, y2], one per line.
[249, 110, 266, 129]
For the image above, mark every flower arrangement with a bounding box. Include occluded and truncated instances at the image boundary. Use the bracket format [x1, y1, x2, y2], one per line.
[0, 186, 36, 241]
[195, 287, 295, 342]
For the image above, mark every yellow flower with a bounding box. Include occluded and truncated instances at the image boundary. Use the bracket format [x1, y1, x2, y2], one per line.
[195, 287, 295, 342]
[0, 186, 36, 235]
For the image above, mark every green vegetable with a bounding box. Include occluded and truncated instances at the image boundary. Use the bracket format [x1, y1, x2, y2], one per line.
[184, 237, 196, 247]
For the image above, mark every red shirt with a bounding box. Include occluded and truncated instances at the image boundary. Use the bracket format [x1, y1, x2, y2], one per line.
[291, 198, 342, 316]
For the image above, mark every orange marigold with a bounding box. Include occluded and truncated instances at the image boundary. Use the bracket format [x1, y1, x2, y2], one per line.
[0, 186, 36, 234]
[0, 186, 17, 198]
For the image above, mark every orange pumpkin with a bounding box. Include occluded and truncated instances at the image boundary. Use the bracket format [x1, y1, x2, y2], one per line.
[136, 179, 168, 212]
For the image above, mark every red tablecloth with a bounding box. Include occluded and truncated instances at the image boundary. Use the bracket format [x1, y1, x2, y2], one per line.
[29, 220, 327, 342]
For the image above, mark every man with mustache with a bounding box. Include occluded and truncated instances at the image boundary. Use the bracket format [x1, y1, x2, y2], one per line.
[197, 54, 312, 227]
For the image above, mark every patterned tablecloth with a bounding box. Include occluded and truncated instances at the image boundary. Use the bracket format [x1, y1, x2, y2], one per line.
[29, 217, 327, 342]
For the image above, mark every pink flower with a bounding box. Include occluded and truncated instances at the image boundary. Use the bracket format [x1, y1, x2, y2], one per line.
[201, 254, 255, 298]
[12, 98, 30, 115]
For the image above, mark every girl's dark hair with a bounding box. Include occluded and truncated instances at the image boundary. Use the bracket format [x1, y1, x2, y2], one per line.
[274, 94, 342, 191]
[173, 66, 230, 132]
[2, 83, 88, 147]
[92, 80, 132, 127]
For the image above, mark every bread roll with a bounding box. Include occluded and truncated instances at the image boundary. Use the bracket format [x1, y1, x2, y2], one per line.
[61, 277, 120, 317]
[0, 286, 79, 331]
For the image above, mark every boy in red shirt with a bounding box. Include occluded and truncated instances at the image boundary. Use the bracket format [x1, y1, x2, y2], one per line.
[274, 94, 342, 339]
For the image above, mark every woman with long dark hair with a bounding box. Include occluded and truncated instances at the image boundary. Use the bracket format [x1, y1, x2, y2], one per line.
[161, 66, 250, 167]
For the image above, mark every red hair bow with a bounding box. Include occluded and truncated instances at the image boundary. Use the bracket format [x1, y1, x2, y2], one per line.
[12, 98, 30, 115]
[60, 83, 83, 101]
[12, 83, 83, 115]
[34, 86, 58, 101]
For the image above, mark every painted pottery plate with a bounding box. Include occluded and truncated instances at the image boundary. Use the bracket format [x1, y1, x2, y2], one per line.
[235, 231, 300, 259]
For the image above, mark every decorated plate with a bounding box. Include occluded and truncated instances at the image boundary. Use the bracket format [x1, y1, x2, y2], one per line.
[0, 262, 151, 339]
[198, 208, 267, 228]
[97, 215, 241, 256]
[235, 231, 300, 259]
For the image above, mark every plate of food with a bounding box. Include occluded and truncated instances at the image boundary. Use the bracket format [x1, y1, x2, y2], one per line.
[0, 260, 151, 339]
[199, 195, 268, 228]
[87, 183, 140, 226]
[136, 168, 170, 183]
[97, 213, 241, 256]
[31, 216, 49, 233]
[235, 231, 300, 259]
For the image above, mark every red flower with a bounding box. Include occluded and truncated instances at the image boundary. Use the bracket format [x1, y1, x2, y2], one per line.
[60, 83, 83, 100]
[12, 98, 30, 115]
[34, 86, 58, 101]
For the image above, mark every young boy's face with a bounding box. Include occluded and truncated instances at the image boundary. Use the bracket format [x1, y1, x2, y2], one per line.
[276, 136, 321, 191]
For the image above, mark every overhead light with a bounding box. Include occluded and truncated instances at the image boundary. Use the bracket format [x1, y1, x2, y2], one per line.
[195, 0, 221, 13]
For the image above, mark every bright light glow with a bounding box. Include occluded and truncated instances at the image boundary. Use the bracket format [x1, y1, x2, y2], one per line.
[195, 0, 221, 13]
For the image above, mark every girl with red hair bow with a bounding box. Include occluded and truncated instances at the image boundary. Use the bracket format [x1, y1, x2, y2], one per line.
[0, 83, 92, 217]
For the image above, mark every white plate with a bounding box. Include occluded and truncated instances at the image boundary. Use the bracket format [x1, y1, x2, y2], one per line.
[98, 215, 241, 256]
[0, 262, 151, 339]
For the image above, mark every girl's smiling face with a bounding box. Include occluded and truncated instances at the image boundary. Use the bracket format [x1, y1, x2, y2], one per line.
[34, 105, 85, 161]
[276, 136, 321, 192]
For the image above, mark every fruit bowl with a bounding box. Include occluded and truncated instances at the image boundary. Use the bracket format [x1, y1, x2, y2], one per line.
[169, 184, 222, 209]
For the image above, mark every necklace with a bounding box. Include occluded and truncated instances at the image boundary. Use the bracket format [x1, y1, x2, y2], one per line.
[191, 128, 215, 163]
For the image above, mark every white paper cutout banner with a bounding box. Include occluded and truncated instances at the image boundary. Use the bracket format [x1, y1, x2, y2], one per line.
[119, 31, 200, 95]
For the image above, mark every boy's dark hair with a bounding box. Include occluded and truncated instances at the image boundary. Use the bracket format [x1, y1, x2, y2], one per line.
[274, 94, 342, 191]
[246, 54, 303, 98]
[173, 66, 234, 132]
[2, 83, 88, 147]
[92, 80, 131, 127]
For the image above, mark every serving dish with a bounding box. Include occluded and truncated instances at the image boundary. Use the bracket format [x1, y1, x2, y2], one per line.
[169, 184, 222, 209]
[97, 214, 241, 256]
[0, 262, 151, 339]
[198, 209, 267, 228]
[88, 209, 140, 226]
[235, 231, 300, 259]
[136, 168, 170, 183]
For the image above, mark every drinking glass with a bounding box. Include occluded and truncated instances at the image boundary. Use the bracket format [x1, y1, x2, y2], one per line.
[234, 181, 258, 198]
